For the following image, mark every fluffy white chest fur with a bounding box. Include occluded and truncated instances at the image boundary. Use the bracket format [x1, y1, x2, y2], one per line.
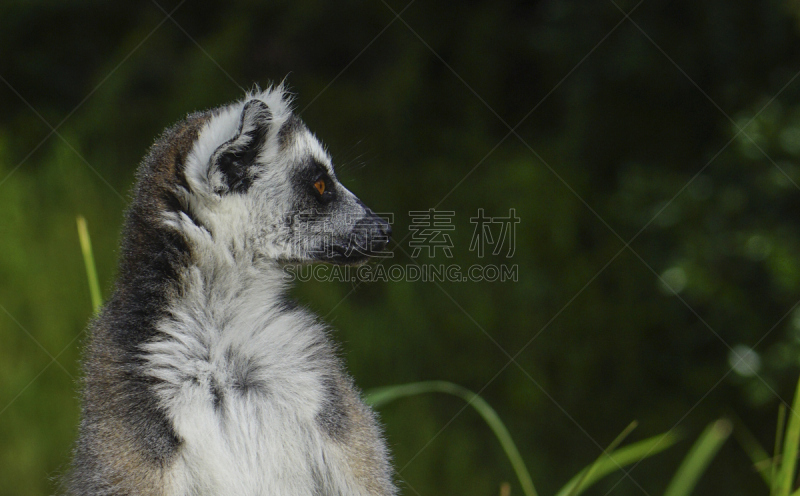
[144, 263, 342, 495]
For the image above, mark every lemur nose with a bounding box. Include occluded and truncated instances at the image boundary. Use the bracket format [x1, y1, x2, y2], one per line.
[355, 210, 392, 253]
[373, 214, 391, 240]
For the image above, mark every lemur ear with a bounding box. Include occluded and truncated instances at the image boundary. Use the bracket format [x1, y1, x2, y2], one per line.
[210, 100, 272, 194]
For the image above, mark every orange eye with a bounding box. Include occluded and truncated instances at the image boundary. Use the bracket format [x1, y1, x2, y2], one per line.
[313, 179, 326, 195]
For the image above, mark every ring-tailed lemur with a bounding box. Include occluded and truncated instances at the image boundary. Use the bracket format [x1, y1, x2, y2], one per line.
[67, 86, 396, 496]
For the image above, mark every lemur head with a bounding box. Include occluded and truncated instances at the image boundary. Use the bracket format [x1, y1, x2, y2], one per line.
[171, 86, 391, 265]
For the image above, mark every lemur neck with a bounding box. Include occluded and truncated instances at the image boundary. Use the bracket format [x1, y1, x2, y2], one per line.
[186, 238, 290, 309]
[111, 203, 292, 351]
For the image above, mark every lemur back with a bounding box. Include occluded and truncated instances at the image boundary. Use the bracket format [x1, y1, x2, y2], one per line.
[67, 87, 396, 496]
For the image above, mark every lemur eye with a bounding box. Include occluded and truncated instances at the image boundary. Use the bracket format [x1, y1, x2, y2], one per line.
[313, 179, 326, 195]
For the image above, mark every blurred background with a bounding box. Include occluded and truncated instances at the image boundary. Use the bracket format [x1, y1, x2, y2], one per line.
[3, 0, 800, 494]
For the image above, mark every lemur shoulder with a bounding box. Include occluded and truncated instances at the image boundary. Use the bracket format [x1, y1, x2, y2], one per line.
[67, 86, 396, 496]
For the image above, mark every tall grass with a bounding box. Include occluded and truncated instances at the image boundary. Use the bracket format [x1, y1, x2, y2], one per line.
[663, 419, 732, 496]
[737, 374, 800, 496]
[368, 381, 539, 496]
[76, 215, 102, 314]
[368, 381, 697, 496]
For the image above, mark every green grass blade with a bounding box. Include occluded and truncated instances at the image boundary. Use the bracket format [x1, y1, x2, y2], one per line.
[563, 421, 638, 496]
[774, 404, 787, 496]
[777, 377, 800, 496]
[663, 419, 732, 496]
[554, 430, 681, 496]
[76, 216, 102, 313]
[732, 415, 773, 486]
[366, 381, 537, 496]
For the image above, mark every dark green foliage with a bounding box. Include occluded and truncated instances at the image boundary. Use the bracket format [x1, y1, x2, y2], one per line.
[2, 1, 800, 494]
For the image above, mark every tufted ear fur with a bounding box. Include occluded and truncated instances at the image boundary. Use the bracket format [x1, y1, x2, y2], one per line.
[209, 100, 272, 194]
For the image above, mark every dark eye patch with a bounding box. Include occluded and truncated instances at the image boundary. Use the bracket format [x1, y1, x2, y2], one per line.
[306, 159, 335, 204]
[309, 159, 329, 177]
